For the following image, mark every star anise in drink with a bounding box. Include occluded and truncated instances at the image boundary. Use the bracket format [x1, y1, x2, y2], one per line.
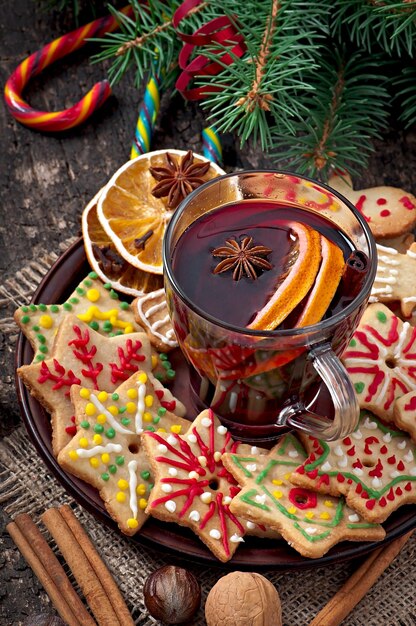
[149, 150, 211, 209]
[212, 236, 272, 281]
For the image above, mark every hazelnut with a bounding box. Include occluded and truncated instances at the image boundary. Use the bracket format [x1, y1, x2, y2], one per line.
[205, 572, 282, 626]
[143, 565, 201, 624]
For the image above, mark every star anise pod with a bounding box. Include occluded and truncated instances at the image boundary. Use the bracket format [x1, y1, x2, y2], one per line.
[149, 150, 211, 209]
[212, 236, 273, 281]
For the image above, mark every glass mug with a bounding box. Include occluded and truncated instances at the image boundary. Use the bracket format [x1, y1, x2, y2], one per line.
[163, 171, 377, 443]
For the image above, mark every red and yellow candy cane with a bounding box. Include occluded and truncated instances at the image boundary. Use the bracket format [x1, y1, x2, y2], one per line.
[4, 7, 132, 132]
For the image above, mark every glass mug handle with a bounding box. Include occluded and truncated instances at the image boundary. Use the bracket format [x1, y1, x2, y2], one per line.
[276, 343, 360, 441]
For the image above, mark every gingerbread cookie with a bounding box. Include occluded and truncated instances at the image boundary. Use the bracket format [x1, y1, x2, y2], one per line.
[133, 288, 178, 352]
[222, 435, 385, 558]
[14, 272, 140, 363]
[291, 412, 416, 523]
[342, 303, 416, 421]
[142, 409, 255, 562]
[58, 371, 189, 535]
[17, 314, 153, 455]
[328, 171, 416, 239]
[369, 243, 416, 317]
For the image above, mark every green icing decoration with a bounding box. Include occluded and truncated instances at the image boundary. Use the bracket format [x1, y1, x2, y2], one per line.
[349, 338, 357, 347]
[141, 470, 151, 480]
[21, 316, 30, 324]
[153, 416, 161, 424]
[21, 306, 29, 313]
[37, 334, 46, 344]
[119, 406, 127, 414]
[162, 361, 171, 371]
[39, 345, 48, 354]
[167, 369, 176, 379]
[101, 473, 110, 481]
[346, 522, 375, 529]
[354, 382, 365, 394]
[88, 271, 98, 279]
[76, 288, 86, 295]
[111, 393, 119, 401]
[69, 297, 79, 305]
[293, 522, 331, 542]
[35, 354, 46, 361]
[240, 488, 270, 511]
[115, 456, 125, 465]
[160, 353, 168, 361]
[157, 407, 167, 417]
[38, 304, 47, 312]
[63, 303, 72, 311]
[120, 301, 129, 310]
[231, 456, 257, 478]
[104, 283, 111, 290]
[103, 321, 112, 332]
[50, 304, 59, 313]
[106, 428, 116, 439]
[29, 304, 37, 311]
[94, 424, 104, 434]
[110, 290, 119, 300]
[121, 418, 131, 426]
[154, 373, 163, 382]
[89, 321, 99, 331]
[376, 311, 387, 323]
[33, 325, 40, 331]
[108, 465, 117, 474]
[80, 420, 90, 429]
[84, 279, 93, 287]
[146, 426, 156, 432]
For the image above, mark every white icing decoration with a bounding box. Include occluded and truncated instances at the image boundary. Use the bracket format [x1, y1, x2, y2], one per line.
[397, 440, 407, 450]
[136, 289, 178, 347]
[407, 249, 416, 259]
[134, 382, 146, 434]
[200, 492, 212, 504]
[214, 451, 222, 462]
[246, 521, 256, 530]
[161, 484, 172, 493]
[288, 450, 299, 458]
[255, 494, 267, 504]
[222, 496, 232, 505]
[337, 456, 348, 468]
[189, 471, 199, 480]
[390, 470, 400, 478]
[189, 510, 200, 522]
[229, 391, 238, 413]
[167, 434, 177, 446]
[198, 455, 208, 467]
[158, 444, 168, 453]
[230, 534, 244, 543]
[201, 417, 212, 427]
[128, 460, 138, 520]
[209, 529, 221, 540]
[246, 464, 257, 472]
[348, 513, 360, 523]
[168, 467, 177, 477]
[376, 244, 398, 255]
[404, 450, 414, 463]
[372, 477, 382, 488]
[89, 395, 133, 435]
[334, 446, 344, 457]
[165, 500, 176, 513]
[251, 446, 258, 454]
[321, 461, 332, 472]
[352, 466, 364, 476]
[188, 434, 197, 443]
[305, 527, 317, 535]
[364, 417, 378, 430]
[352, 429, 363, 440]
[76, 443, 122, 458]
[383, 433, 392, 443]
[410, 467, 416, 476]
[217, 425, 227, 435]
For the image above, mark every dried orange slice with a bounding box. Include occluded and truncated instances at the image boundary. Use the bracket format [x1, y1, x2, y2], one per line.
[97, 150, 225, 274]
[82, 191, 162, 297]
[247, 223, 321, 331]
[295, 235, 345, 328]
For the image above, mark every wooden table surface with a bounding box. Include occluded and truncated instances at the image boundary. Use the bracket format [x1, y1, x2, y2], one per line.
[2, 2, 416, 624]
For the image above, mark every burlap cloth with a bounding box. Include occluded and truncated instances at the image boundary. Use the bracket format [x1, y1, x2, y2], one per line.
[1, 240, 416, 626]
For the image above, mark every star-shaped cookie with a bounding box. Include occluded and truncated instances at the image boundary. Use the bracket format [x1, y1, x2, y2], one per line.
[342, 303, 416, 421]
[58, 371, 190, 535]
[15, 272, 140, 362]
[290, 412, 416, 523]
[142, 409, 255, 562]
[133, 288, 178, 352]
[18, 314, 154, 455]
[222, 434, 385, 558]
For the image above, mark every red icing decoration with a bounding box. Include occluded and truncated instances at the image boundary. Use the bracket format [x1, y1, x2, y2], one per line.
[346, 446, 356, 457]
[355, 195, 367, 213]
[288, 488, 318, 509]
[387, 487, 395, 501]
[379, 497, 387, 507]
[380, 210, 390, 217]
[317, 474, 330, 487]
[38, 359, 81, 395]
[380, 445, 388, 454]
[343, 437, 352, 445]
[396, 487, 403, 496]
[404, 395, 416, 411]
[307, 469, 318, 479]
[65, 424, 77, 435]
[69, 325, 103, 390]
[405, 482, 412, 491]
[368, 459, 383, 477]
[109, 339, 145, 383]
[337, 473, 345, 482]
[376, 198, 387, 205]
[364, 436, 379, 455]
[365, 499, 376, 510]
[356, 483, 362, 494]
[352, 459, 363, 469]
[296, 466, 305, 474]
[399, 196, 415, 210]
[397, 460, 405, 471]
[387, 455, 396, 465]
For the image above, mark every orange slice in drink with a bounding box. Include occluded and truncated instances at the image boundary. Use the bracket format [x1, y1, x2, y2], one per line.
[295, 234, 345, 328]
[97, 150, 225, 275]
[82, 191, 163, 297]
[247, 223, 321, 331]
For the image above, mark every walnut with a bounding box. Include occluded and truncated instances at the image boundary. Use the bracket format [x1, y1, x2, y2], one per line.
[205, 572, 282, 626]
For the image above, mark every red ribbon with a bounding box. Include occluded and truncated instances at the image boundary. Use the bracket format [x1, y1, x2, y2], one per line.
[173, 0, 246, 101]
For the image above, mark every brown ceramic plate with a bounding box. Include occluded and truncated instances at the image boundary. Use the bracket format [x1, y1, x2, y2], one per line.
[15, 238, 416, 569]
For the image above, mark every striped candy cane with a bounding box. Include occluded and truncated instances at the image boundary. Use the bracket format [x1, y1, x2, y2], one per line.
[202, 126, 223, 166]
[4, 7, 132, 132]
[130, 72, 162, 159]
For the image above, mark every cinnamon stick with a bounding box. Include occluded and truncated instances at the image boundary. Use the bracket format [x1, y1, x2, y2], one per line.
[59, 505, 134, 626]
[42, 508, 122, 626]
[6, 520, 87, 626]
[309, 530, 414, 626]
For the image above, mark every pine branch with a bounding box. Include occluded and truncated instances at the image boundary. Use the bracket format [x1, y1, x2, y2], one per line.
[394, 65, 416, 127]
[271, 49, 391, 180]
[332, 0, 416, 56]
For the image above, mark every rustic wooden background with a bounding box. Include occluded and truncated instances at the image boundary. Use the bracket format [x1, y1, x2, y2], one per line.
[2, 1, 416, 623]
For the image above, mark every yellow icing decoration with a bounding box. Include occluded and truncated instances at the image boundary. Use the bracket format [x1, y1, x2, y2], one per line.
[157, 428, 166, 433]
[284, 473, 291, 480]
[320, 512, 331, 520]
[90, 457, 99, 468]
[143, 412, 152, 423]
[85, 403, 96, 416]
[127, 518, 139, 529]
[170, 425, 182, 434]
[93, 434, 103, 445]
[272, 479, 283, 486]
[145, 395, 153, 407]
[101, 453, 110, 464]
[324, 500, 334, 508]
[136, 484, 146, 496]
[97, 391, 108, 402]
[127, 388, 137, 399]
[117, 479, 129, 490]
[108, 405, 119, 416]
[116, 492, 126, 503]
[126, 402, 137, 414]
[305, 512, 314, 519]
[69, 450, 78, 460]
[139, 499, 148, 510]
[287, 506, 297, 514]
[86, 288, 100, 302]
[80, 388, 90, 399]
[272, 490, 283, 499]
[39, 314, 53, 329]
[97, 414, 106, 425]
[138, 372, 148, 384]
[79, 438, 88, 448]
[151, 355, 158, 369]
[124, 324, 134, 334]
[77, 306, 133, 331]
